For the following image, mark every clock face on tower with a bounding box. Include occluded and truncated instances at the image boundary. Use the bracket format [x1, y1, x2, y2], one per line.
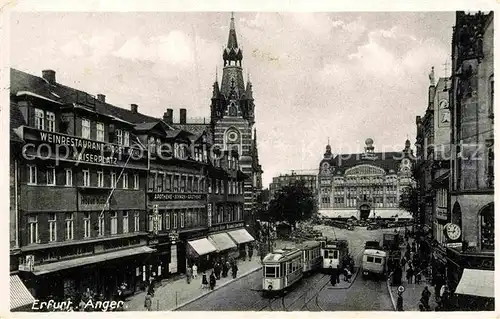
[445, 223, 461, 240]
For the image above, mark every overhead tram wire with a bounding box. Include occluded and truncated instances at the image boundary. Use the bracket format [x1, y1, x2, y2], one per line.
[98, 149, 134, 219]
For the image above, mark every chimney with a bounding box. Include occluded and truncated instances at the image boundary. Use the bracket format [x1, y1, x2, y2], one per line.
[163, 108, 173, 124]
[97, 94, 106, 103]
[42, 70, 56, 85]
[131, 104, 138, 113]
[180, 108, 187, 124]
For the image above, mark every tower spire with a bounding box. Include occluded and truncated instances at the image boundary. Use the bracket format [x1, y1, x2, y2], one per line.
[227, 12, 238, 49]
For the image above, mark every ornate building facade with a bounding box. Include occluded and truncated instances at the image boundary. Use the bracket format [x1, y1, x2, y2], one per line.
[210, 14, 263, 226]
[445, 11, 494, 298]
[317, 139, 414, 220]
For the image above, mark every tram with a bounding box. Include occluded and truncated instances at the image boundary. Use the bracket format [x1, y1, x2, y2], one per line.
[262, 247, 303, 294]
[321, 239, 349, 271]
[298, 240, 322, 274]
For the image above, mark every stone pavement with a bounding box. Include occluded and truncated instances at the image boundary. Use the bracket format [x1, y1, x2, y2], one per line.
[124, 240, 294, 311]
[387, 238, 437, 311]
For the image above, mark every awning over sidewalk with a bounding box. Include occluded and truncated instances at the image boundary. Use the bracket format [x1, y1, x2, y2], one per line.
[455, 268, 494, 298]
[319, 209, 359, 219]
[187, 238, 217, 256]
[369, 209, 412, 219]
[32, 246, 155, 275]
[227, 229, 255, 244]
[208, 233, 237, 252]
[10, 275, 35, 311]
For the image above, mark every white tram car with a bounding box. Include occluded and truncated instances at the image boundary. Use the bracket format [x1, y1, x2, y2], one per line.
[262, 248, 303, 294]
[298, 241, 322, 274]
[321, 239, 349, 271]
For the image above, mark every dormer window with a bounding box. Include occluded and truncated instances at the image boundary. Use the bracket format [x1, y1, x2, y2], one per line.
[149, 136, 156, 154]
[35, 108, 44, 130]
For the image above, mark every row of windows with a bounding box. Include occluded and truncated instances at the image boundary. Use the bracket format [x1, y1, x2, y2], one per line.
[148, 172, 204, 193]
[207, 178, 244, 195]
[27, 165, 139, 189]
[27, 211, 141, 244]
[34, 109, 56, 132]
[211, 205, 243, 224]
[147, 208, 206, 231]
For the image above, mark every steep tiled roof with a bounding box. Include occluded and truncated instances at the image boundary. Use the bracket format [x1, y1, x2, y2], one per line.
[328, 151, 403, 174]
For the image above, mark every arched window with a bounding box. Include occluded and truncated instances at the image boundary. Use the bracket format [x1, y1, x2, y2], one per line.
[479, 203, 494, 251]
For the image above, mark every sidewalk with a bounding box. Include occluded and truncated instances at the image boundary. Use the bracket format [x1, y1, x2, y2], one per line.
[125, 240, 294, 311]
[387, 238, 437, 311]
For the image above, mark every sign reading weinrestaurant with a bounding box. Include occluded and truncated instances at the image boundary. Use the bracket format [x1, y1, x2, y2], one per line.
[22, 127, 144, 161]
[149, 193, 207, 201]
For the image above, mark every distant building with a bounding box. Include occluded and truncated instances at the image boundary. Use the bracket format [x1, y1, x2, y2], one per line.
[317, 138, 414, 220]
[269, 170, 318, 199]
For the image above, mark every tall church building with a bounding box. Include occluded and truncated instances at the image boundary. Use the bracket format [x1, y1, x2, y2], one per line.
[210, 14, 263, 224]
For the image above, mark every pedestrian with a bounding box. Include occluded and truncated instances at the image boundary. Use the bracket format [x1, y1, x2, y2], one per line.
[209, 272, 216, 290]
[147, 282, 155, 297]
[415, 270, 422, 284]
[214, 262, 221, 280]
[144, 294, 152, 311]
[248, 244, 254, 261]
[330, 266, 337, 286]
[223, 260, 230, 278]
[186, 266, 192, 284]
[406, 266, 414, 284]
[201, 272, 208, 289]
[345, 268, 352, 283]
[421, 286, 431, 310]
[78, 298, 86, 312]
[397, 291, 404, 311]
[231, 262, 238, 279]
[193, 263, 198, 279]
[336, 263, 342, 283]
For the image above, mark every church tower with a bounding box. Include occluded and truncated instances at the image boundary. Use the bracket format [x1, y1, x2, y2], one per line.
[210, 13, 261, 222]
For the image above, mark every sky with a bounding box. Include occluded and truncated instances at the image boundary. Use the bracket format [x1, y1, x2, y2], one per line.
[10, 11, 455, 187]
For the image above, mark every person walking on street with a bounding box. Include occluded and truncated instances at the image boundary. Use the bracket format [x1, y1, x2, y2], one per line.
[192, 263, 198, 279]
[345, 268, 352, 283]
[201, 272, 208, 289]
[209, 272, 216, 290]
[421, 286, 432, 310]
[144, 294, 152, 311]
[213, 262, 220, 280]
[406, 266, 414, 284]
[221, 260, 228, 278]
[231, 262, 239, 279]
[186, 266, 192, 284]
[330, 266, 337, 286]
[336, 263, 342, 283]
[397, 291, 404, 311]
[415, 269, 422, 284]
[248, 244, 254, 261]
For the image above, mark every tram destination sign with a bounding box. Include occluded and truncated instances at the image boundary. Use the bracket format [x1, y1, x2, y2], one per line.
[149, 193, 207, 201]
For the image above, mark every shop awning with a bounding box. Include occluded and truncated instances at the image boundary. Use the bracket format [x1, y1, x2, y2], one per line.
[227, 229, 255, 244]
[455, 268, 494, 298]
[319, 209, 359, 219]
[32, 246, 155, 275]
[10, 275, 35, 311]
[208, 233, 237, 252]
[369, 209, 412, 219]
[187, 238, 217, 256]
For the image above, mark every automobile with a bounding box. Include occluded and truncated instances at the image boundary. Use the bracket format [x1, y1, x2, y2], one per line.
[386, 222, 396, 228]
[367, 223, 379, 230]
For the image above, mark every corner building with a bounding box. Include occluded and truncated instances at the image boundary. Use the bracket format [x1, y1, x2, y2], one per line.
[318, 139, 414, 220]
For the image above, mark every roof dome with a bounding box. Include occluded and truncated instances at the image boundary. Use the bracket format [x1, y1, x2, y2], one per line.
[326, 144, 331, 151]
[365, 138, 374, 146]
